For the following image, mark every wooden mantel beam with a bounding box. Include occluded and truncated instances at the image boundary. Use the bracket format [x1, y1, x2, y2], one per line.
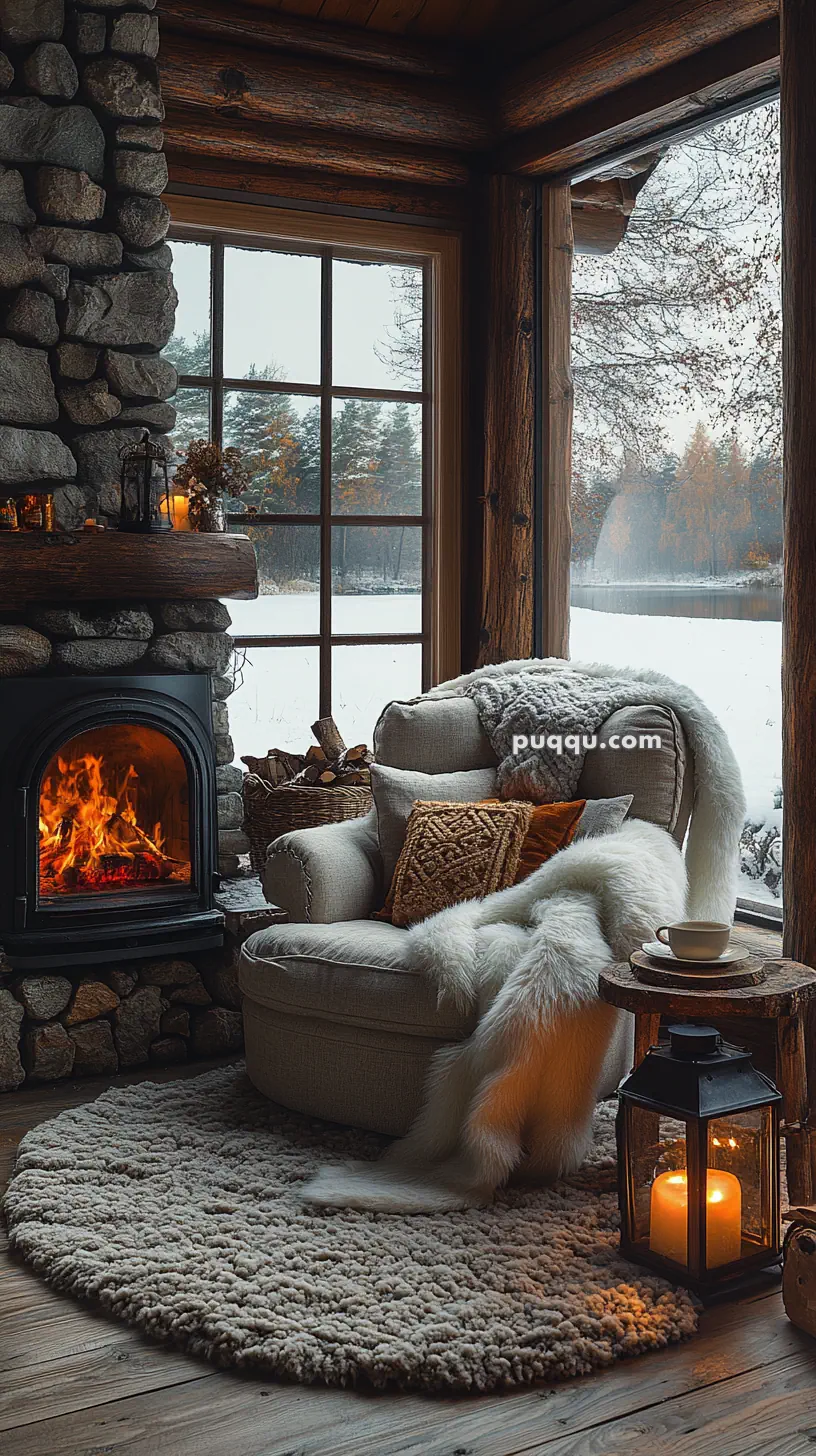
[159, 32, 490, 153]
[500, 0, 779, 135]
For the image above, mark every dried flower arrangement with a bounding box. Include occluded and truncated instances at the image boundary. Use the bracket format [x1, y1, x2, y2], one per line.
[174, 439, 250, 532]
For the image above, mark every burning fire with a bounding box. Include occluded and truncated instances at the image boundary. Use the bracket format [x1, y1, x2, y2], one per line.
[39, 750, 189, 894]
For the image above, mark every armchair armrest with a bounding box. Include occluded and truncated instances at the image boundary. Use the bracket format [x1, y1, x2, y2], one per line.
[261, 809, 383, 923]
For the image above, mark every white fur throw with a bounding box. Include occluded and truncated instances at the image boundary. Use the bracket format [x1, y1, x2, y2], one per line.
[303, 660, 743, 1213]
[304, 820, 686, 1212]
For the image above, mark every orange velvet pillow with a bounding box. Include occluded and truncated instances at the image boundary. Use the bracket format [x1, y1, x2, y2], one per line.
[508, 798, 586, 882]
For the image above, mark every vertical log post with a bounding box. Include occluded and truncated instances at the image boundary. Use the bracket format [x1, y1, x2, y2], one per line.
[478, 175, 536, 666]
[540, 183, 574, 659]
[781, 2, 816, 972]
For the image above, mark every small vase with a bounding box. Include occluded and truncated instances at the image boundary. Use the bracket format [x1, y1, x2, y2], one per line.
[190, 494, 226, 533]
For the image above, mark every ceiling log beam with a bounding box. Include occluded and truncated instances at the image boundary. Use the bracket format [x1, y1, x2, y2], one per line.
[500, 0, 779, 134]
[159, 32, 491, 152]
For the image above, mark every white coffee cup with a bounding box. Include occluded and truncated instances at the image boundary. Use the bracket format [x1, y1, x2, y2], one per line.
[655, 920, 731, 960]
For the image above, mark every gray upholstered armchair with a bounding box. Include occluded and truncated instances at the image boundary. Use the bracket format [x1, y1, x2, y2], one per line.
[238, 691, 693, 1136]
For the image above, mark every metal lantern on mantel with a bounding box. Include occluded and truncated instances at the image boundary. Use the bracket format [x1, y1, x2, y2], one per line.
[118, 430, 172, 533]
[617, 1024, 782, 1297]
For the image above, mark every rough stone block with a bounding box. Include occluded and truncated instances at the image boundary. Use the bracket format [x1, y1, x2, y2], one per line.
[217, 854, 241, 877]
[72, 427, 171, 497]
[215, 733, 235, 768]
[149, 1034, 187, 1065]
[64, 272, 177, 347]
[6, 288, 58, 346]
[0, 987, 24, 1091]
[110, 11, 158, 56]
[149, 631, 234, 675]
[113, 983, 162, 1067]
[211, 675, 234, 701]
[190, 1006, 243, 1058]
[0, 222, 46, 290]
[0, 100, 105, 181]
[217, 791, 243, 830]
[0, 625, 51, 675]
[0, 166, 35, 226]
[122, 241, 171, 272]
[23, 41, 78, 100]
[52, 482, 86, 528]
[24, 1021, 75, 1081]
[14, 974, 71, 1020]
[212, 700, 228, 734]
[167, 972, 211, 1007]
[73, 11, 106, 53]
[30, 225, 122, 269]
[116, 123, 163, 150]
[116, 400, 175, 431]
[199, 962, 242, 1012]
[104, 967, 137, 999]
[218, 828, 250, 856]
[69, 1018, 118, 1075]
[138, 957, 197, 988]
[59, 379, 122, 425]
[113, 148, 167, 195]
[160, 1006, 189, 1036]
[53, 638, 150, 672]
[155, 600, 231, 632]
[64, 980, 119, 1025]
[29, 605, 153, 640]
[0, 0, 63, 46]
[104, 349, 176, 401]
[81, 0, 156, 9]
[116, 194, 169, 249]
[216, 763, 243, 795]
[0, 339, 58, 423]
[82, 55, 163, 121]
[0, 52, 12, 90]
[35, 166, 106, 223]
[54, 341, 99, 380]
[37, 261, 69, 299]
[0, 426, 75, 484]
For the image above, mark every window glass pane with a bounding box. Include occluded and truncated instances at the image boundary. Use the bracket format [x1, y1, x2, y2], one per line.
[333, 643, 422, 747]
[224, 392, 320, 514]
[168, 387, 210, 472]
[223, 247, 321, 384]
[228, 524, 320, 636]
[333, 260, 422, 391]
[569, 99, 782, 909]
[228, 646, 319, 761]
[332, 398, 421, 515]
[331, 525, 421, 634]
[163, 239, 210, 375]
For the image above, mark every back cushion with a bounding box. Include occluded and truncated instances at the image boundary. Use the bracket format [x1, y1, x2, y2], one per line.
[577, 704, 692, 843]
[374, 695, 496, 773]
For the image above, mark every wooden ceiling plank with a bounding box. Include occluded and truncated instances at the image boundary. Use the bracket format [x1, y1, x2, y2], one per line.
[157, 0, 462, 79]
[364, 0, 428, 34]
[318, 0, 379, 23]
[159, 31, 491, 148]
[501, 19, 779, 176]
[500, 0, 779, 133]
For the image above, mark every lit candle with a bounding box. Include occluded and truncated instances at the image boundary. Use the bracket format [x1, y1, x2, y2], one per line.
[172, 494, 190, 530]
[650, 1168, 742, 1268]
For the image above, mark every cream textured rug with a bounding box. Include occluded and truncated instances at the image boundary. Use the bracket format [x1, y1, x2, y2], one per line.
[2, 1066, 698, 1392]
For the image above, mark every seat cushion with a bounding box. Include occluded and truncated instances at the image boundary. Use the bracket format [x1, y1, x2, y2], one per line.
[240, 920, 475, 1040]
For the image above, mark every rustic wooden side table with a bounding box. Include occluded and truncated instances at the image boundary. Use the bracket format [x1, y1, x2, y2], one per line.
[599, 956, 816, 1206]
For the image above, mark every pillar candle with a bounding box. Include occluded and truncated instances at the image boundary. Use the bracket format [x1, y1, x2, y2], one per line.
[650, 1168, 742, 1268]
[172, 494, 190, 530]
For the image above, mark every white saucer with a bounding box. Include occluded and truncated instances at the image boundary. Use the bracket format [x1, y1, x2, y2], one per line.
[641, 941, 748, 969]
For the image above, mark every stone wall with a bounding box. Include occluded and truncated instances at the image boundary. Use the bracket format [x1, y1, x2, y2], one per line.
[0, 0, 177, 527]
[0, 881, 286, 1090]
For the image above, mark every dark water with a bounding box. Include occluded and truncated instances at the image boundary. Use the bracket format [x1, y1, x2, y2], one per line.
[570, 583, 781, 623]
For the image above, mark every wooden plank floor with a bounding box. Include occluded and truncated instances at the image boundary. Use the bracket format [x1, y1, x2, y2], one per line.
[4, 924, 816, 1456]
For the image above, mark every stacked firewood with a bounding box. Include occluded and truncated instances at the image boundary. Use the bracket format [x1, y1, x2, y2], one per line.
[241, 716, 371, 789]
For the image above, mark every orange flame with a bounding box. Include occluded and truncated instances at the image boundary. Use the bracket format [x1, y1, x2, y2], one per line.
[38, 751, 189, 895]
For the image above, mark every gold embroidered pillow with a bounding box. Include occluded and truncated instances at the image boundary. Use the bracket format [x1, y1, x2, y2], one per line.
[387, 799, 533, 929]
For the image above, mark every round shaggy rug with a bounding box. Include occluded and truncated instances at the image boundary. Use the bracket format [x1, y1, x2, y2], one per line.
[2, 1065, 698, 1392]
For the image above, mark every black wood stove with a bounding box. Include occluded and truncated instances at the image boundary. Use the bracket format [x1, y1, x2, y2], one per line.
[0, 675, 224, 969]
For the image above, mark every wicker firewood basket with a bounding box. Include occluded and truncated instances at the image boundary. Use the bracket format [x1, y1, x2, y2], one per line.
[242, 775, 372, 875]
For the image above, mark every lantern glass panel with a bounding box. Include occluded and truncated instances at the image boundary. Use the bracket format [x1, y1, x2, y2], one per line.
[623, 1105, 688, 1260]
[707, 1108, 776, 1265]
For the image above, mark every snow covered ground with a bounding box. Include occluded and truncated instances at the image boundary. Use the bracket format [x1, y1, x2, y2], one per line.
[226, 593, 782, 907]
[571, 606, 782, 905]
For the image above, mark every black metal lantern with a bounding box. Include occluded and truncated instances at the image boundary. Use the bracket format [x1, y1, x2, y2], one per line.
[118, 430, 172, 533]
[617, 1024, 782, 1296]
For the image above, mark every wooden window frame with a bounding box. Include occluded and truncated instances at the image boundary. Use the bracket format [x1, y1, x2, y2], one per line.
[166, 196, 462, 709]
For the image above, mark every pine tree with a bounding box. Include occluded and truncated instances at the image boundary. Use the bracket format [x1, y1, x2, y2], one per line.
[162, 331, 211, 451]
